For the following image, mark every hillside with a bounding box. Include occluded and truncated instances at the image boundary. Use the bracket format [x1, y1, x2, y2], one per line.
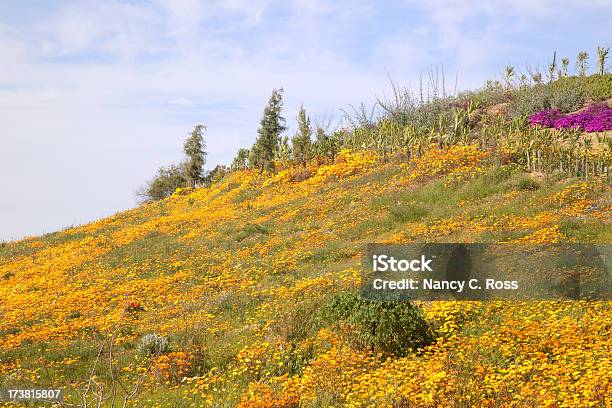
[1, 145, 611, 406]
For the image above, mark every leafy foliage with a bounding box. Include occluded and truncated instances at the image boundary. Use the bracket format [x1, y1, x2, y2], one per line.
[231, 148, 250, 171]
[138, 165, 187, 202]
[322, 291, 434, 357]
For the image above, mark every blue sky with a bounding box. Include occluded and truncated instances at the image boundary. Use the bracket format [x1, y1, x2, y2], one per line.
[0, 0, 611, 241]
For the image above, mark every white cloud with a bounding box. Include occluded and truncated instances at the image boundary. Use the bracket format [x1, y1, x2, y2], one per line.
[1, 0, 610, 240]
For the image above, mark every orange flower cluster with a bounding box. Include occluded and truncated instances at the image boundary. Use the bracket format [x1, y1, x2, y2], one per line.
[151, 351, 193, 385]
[403, 145, 488, 184]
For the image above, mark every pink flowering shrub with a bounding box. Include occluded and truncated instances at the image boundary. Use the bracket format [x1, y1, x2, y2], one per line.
[529, 103, 611, 132]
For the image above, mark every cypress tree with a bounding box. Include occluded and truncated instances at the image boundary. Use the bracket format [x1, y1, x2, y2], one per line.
[291, 105, 312, 166]
[252, 88, 287, 172]
[184, 124, 207, 187]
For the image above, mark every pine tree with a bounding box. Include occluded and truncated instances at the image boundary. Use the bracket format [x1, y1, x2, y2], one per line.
[251, 88, 287, 172]
[183, 124, 207, 187]
[291, 105, 312, 166]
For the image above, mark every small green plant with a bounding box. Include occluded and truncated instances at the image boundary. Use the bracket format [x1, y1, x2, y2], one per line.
[236, 223, 269, 241]
[517, 176, 540, 191]
[67, 311, 82, 319]
[138, 333, 170, 357]
[322, 291, 434, 357]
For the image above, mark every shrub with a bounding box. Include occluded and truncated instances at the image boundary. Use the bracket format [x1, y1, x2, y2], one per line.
[137, 333, 170, 357]
[510, 84, 551, 117]
[529, 104, 612, 132]
[322, 291, 433, 357]
[137, 165, 187, 202]
[550, 75, 611, 102]
[517, 177, 540, 191]
[548, 84, 585, 113]
[203, 165, 229, 185]
[469, 80, 512, 108]
[231, 148, 250, 170]
[511, 81, 585, 117]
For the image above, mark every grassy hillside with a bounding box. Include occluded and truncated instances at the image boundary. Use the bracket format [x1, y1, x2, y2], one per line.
[1, 146, 611, 406]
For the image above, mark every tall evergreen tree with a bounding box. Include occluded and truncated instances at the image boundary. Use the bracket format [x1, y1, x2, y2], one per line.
[291, 105, 312, 166]
[251, 88, 287, 172]
[183, 124, 207, 187]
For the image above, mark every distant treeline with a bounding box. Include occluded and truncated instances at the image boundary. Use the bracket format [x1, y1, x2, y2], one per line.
[139, 47, 612, 202]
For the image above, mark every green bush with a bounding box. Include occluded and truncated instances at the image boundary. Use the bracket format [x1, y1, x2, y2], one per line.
[322, 291, 433, 357]
[138, 165, 187, 202]
[203, 165, 229, 186]
[510, 83, 584, 117]
[468, 80, 512, 108]
[516, 177, 540, 191]
[549, 84, 585, 113]
[550, 74, 612, 101]
[510, 74, 611, 117]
